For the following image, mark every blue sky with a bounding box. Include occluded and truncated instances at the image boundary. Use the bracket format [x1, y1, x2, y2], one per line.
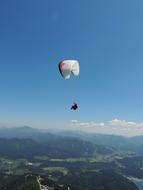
[0, 0, 143, 134]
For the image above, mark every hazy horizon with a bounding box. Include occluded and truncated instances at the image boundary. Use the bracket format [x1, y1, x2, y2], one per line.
[0, 118, 143, 137]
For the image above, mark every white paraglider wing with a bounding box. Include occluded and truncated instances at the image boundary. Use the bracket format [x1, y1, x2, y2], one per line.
[59, 60, 80, 79]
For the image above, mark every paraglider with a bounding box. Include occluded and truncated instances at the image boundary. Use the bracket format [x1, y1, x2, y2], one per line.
[58, 60, 80, 110]
[71, 103, 78, 110]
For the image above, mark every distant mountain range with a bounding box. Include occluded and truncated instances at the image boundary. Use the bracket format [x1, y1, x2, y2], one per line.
[0, 126, 143, 154]
[0, 136, 114, 159]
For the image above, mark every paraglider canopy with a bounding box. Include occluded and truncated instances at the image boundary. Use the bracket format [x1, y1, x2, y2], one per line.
[59, 60, 80, 80]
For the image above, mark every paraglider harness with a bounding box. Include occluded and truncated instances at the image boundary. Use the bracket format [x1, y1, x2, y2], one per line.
[71, 103, 78, 110]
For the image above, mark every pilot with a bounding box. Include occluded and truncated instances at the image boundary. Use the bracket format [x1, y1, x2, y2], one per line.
[71, 103, 78, 110]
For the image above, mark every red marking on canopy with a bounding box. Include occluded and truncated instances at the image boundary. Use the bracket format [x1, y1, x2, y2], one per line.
[59, 61, 65, 70]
